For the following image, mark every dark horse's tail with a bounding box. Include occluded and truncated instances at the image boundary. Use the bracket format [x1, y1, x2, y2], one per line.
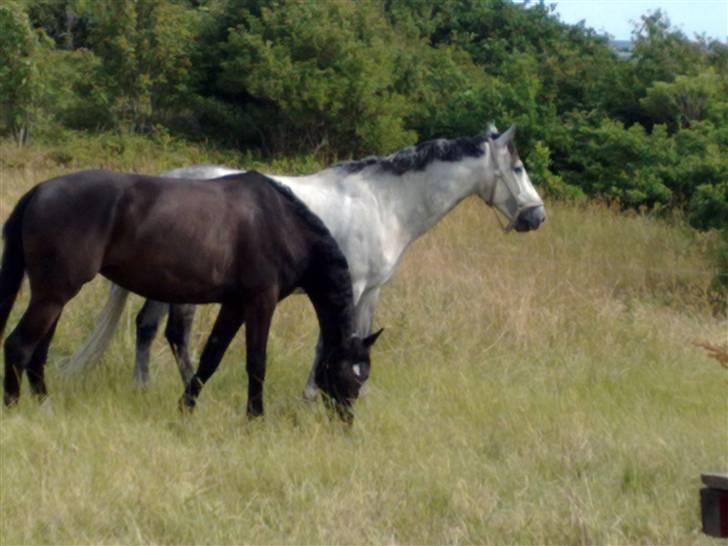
[0, 186, 38, 340]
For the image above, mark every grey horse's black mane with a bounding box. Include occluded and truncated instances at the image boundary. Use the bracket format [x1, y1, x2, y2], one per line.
[336, 134, 490, 176]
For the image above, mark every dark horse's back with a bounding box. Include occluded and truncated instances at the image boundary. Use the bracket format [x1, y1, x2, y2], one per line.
[19, 170, 318, 305]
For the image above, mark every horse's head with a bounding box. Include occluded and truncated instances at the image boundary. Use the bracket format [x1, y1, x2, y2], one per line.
[476, 125, 545, 232]
[315, 329, 383, 423]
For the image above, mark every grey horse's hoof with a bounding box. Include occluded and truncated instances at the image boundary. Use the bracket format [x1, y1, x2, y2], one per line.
[303, 384, 318, 401]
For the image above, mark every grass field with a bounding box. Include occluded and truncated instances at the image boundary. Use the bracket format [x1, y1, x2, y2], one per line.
[1, 140, 726, 544]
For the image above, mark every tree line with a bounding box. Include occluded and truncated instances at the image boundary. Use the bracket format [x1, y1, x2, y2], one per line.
[1, 0, 726, 235]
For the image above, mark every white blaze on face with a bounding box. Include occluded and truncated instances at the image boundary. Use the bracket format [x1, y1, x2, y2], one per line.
[352, 364, 361, 377]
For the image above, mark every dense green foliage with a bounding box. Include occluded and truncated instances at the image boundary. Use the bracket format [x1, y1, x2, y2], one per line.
[1, 0, 726, 233]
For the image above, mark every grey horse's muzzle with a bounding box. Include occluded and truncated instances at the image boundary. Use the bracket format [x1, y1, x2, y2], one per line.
[513, 205, 546, 232]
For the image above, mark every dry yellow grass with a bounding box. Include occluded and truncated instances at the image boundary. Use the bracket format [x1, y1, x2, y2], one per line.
[1, 141, 726, 544]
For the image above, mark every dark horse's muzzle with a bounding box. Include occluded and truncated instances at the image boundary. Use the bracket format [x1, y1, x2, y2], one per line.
[513, 205, 546, 232]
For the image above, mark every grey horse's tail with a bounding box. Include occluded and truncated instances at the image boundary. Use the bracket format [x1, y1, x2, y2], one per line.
[60, 283, 129, 374]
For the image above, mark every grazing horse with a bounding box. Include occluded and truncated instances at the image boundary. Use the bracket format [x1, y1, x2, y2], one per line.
[0, 170, 381, 421]
[67, 125, 544, 396]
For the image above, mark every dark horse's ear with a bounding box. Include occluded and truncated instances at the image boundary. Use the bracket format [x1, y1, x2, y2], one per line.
[363, 328, 384, 348]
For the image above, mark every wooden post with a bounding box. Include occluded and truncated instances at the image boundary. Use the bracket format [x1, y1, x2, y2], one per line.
[701, 473, 728, 538]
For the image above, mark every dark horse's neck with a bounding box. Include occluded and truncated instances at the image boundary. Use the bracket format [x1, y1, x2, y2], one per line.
[263, 178, 355, 347]
[305, 242, 355, 348]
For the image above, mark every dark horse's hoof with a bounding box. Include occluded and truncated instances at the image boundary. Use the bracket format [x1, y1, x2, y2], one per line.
[246, 405, 264, 419]
[178, 394, 196, 414]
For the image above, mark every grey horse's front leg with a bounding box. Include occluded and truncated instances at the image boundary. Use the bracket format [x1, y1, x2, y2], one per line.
[303, 287, 380, 399]
[134, 300, 168, 386]
[303, 335, 325, 400]
[165, 304, 197, 385]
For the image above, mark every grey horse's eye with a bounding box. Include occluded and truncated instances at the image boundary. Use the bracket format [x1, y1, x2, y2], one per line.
[514, 166, 524, 174]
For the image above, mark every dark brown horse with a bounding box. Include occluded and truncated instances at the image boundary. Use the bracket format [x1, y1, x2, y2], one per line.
[0, 170, 381, 421]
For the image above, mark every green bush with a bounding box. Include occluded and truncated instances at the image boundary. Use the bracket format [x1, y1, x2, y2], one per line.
[689, 182, 728, 232]
[526, 141, 585, 201]
[217, 0, 415, 155]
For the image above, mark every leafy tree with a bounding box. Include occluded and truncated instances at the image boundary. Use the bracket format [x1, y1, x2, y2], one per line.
[217, 0, 414, 155]
[75, 0, 200, 130]
[398, 44, 505, 139]
[526, 141, 584, 201]
[631, 10, 708, 88]
[562, 119, 675, 208]
[0, 1, 81, 143]
[23, 0, 90, 50]
[0, 2, 39, 143]
[640, 71, 726, 130]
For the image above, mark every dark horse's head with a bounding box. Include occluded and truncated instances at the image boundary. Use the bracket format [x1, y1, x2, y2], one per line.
[315, 329, 383, 423]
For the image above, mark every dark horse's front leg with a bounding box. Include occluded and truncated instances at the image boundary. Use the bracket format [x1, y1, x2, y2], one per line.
[243, 293, 276, 417]
[179, 303, 244, 411]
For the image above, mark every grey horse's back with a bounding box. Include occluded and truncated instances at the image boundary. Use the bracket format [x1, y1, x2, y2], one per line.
[163, 165, 244, 180]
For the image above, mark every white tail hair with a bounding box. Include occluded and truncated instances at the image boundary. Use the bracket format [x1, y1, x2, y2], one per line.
[60, 283, 129, 374]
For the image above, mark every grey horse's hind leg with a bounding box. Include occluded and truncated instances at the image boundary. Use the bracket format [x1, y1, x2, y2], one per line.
[303, 335, 325, 400]
[165, 304, 196, 386]
[134, 300, 167, 386]
[303, 287, 380, 399]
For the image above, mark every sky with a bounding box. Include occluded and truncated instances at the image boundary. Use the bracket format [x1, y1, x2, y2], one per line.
[549, 0, 728, 41]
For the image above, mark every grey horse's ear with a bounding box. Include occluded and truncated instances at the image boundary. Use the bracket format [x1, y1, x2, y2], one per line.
[485, 122, 499, 139]
[494, 125, 516, 147]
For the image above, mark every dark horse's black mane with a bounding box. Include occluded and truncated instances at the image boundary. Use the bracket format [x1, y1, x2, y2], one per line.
[336, 134, 489, 176]
[218, 172, 354, 318]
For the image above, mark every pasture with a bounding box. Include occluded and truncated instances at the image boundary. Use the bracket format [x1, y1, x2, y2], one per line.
[1, 146, 726, 545]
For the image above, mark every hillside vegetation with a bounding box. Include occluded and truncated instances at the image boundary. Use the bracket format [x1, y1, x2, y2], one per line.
[1, 145, 726, 544]
[1, 0, 727, 218]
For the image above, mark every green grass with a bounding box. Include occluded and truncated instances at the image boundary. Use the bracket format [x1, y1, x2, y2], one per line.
[1, 137, 726, 544]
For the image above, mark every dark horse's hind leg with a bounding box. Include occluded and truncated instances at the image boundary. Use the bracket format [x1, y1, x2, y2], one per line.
[179, 303, 244, 411]
[4, 299, 63, 406]
[165, 304, 196, 385]
[134, 300, 167, 386]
